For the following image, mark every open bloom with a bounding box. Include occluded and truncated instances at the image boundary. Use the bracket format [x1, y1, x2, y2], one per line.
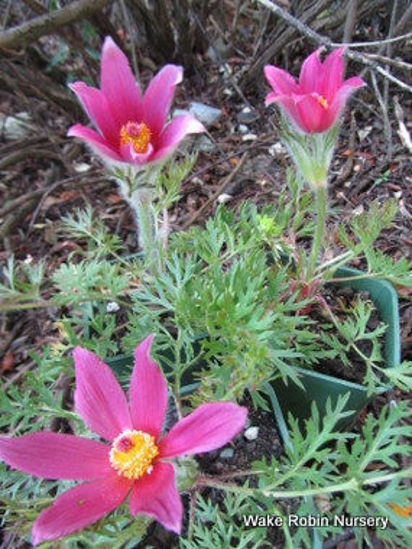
[264, 48, 364, 133]
[0, 336, 247, 545]
[68, 37, 205, 165]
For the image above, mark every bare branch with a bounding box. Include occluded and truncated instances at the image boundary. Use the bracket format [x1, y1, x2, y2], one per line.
[0, 0, 112, 51]
[364, 53, 412, 71]
[343, 0, 358, 45]
[332, 31, 412, 48]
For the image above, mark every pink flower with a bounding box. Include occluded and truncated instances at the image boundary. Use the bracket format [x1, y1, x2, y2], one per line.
[0, 336, 247, 545]
[264, 48, 365, 133]
[68, 37, 205, 165]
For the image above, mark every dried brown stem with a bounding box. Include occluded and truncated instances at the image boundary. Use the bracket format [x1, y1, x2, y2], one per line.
[343, 0, 358, 44]
[0, 0, 112, 51]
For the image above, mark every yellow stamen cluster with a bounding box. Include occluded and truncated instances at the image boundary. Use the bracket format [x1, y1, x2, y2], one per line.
[110, 429, 159, 480]
[317, 95, 329, 110]
[119, 121, 151, 154]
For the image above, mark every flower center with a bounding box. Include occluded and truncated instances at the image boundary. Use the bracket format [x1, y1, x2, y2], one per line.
[119, 121, 151, 154]
[110, 429, 159, 479]
[317, 95, 329, 110]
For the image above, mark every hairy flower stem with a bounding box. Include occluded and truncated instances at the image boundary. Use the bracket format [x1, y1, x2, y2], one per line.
[129, 188, 160, 275]
[307, 185, 327, 281]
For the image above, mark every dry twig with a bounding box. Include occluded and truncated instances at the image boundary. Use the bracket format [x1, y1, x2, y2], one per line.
[0, 0, 112, 51]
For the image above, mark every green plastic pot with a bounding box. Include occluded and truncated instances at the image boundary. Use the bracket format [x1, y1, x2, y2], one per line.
[271, 266, 401, 427]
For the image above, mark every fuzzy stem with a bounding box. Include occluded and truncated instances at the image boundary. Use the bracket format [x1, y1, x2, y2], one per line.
[114, 166, 162, 274]
[128, 188, 160, 274]
[307, 185, 327, 280]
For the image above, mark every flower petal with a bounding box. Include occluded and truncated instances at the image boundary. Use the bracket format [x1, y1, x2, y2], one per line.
[159, 402, 247, 459]
[266, 94, 307, 133]
[100, 36, 142, 126]
[324, 76, 365, 128]
[69, 82, 118, 145]
[129, 335, 168, 439]
[152, 115, 205, 162]
[294, 94, 328, 133]
[130, 462, 182, 534]
[299, 49, 322, 93]
[143, 65, 183, 138]
[0, 433, 111, 480]
[68, 124, 123, 162]
[32, 473, 131, 546]
[321, 48, 345, 101]
[264, 65, 298, 95]
[73, 347, 132, 442]
[119, 142, 154, 166]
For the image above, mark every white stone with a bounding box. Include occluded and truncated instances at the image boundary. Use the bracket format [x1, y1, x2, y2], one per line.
[0, 112, 34, 140]
[268, 142, 285, 156]
[357, 126, 372, 141]
[244, 426, 259, 441]
[106, 301, 120, 313]
[73, 162, 92, 173]
[217, 193, 232, 204]
[241, 133, 257, 142]
[220, 448, 234, 459]
[238, 124, 249, 134]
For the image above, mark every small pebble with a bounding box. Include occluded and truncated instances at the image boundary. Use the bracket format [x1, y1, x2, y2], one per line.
[0, 111, 34, 140]
[268, 142, 285, 156]
[244, 426, 259, 441]
[73, 162, 92, 173]
[357, 126, 372, 141]
[241, 133, 257, 142]
[217, 193, 232, 204]
[106, 301, 120, 313]
[238, 124, 249, 134]
[220, 448, 234, 459]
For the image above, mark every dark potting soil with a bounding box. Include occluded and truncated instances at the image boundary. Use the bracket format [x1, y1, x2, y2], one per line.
[138, 394, 287, 548]
[195, 393, 288, 548]
[311, 285, 385, 384]
[196, 392, 284, 475]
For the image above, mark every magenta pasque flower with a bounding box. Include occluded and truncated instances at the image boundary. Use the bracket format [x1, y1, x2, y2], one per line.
[68, 37, 205, 165]
[0, 336, 247, 545]
[264, 48, 364, 133]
